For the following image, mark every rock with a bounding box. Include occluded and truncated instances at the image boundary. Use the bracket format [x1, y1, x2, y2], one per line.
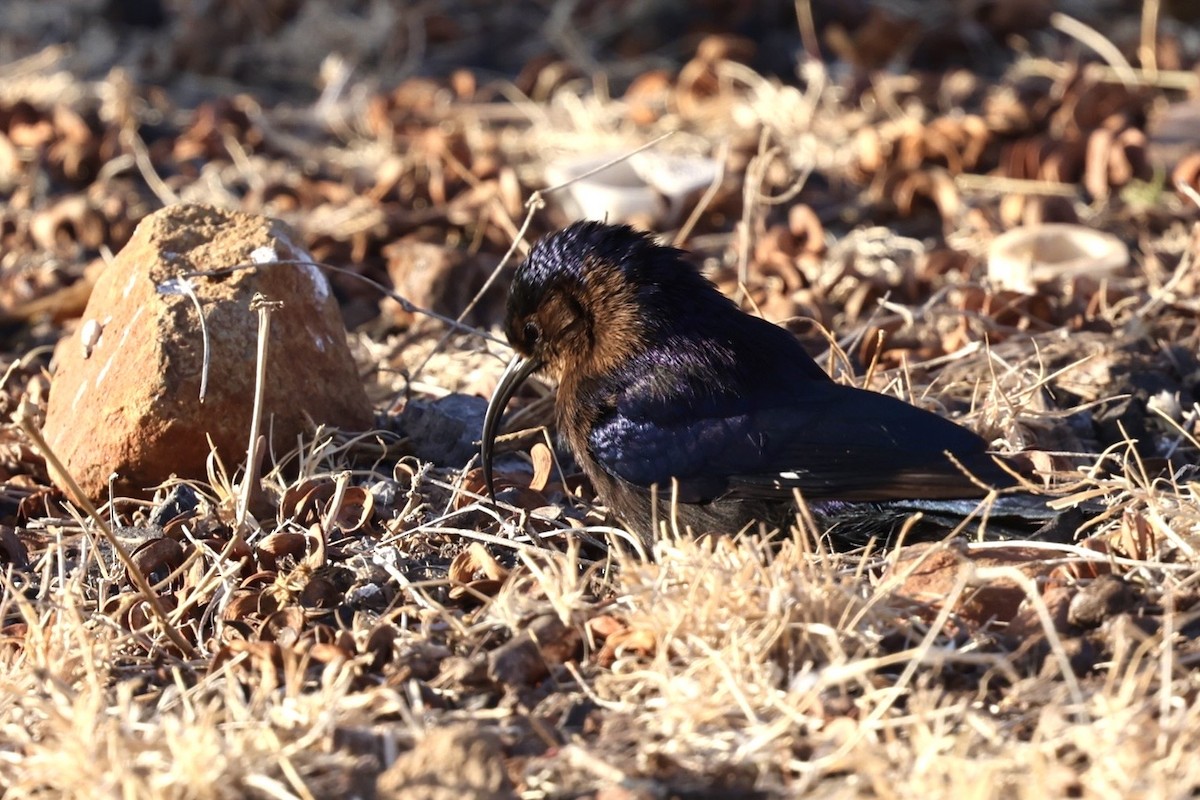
[487, 613, 580, 688]
[42, 204, 372, 501]
[1067, 574, 1134, 629]
[888, 543, 1060, 626]
[376, 724, 513, 800]
[543, 151, 720, 226]
[381, 238, 501, 327]
[401, 394, 487, 466]
[1147, 99, 1200, 171]
[1007, 585, 1073, 641]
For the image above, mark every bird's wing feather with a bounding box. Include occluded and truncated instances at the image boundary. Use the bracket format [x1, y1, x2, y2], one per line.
[589, 380, 1015, 503]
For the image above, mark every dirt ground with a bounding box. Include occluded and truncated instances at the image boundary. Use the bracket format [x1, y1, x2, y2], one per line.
[2, 1, 1200, 797]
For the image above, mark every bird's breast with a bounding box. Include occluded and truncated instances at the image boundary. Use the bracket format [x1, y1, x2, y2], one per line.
[555, 369, 615, 470]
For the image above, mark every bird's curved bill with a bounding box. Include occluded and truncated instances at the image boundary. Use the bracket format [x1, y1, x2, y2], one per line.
[480, 354, 542, 501]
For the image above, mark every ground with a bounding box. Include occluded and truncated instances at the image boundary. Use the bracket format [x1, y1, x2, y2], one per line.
[1, 1, 1200, 798]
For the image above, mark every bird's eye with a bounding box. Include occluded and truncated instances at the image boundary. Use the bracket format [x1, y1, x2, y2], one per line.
[523, 321, 540, 346]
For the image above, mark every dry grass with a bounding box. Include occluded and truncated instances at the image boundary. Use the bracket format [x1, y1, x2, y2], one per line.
[2, 2, 1200, 798]
[5, 495, 1200, 797]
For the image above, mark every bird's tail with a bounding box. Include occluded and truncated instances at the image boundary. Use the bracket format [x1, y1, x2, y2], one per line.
[811, 493, 1094, 548]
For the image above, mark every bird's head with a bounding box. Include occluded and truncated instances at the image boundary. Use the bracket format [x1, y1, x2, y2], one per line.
[506, 221, 687, 377]
[480, 221, 711, 497]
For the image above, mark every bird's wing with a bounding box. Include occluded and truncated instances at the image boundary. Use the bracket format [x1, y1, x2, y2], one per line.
[589, 380, 1015, 504]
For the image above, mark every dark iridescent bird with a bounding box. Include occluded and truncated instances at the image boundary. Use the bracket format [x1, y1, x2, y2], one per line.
[481, 221, 1072, 546]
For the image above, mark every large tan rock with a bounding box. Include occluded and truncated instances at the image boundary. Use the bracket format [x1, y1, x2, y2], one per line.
[43, 204, 373, 501]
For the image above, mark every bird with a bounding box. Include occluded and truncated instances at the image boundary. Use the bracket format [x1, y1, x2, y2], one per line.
[480, 220, 1077, 547]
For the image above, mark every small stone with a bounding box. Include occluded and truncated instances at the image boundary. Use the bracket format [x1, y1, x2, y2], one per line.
[1008, 585, 1073, 641]
[888, 543, 1059, 626]
[487, 614, 580, 687]
[402, 394, 486, 467]
[148, 483, 201, 526]
[376, 724, 513, 800]
[1067, 574, 1133, 629]
[42, 204, 372, 501]
[1147, 99, 1200, 170]
[381, 238, 500, 327]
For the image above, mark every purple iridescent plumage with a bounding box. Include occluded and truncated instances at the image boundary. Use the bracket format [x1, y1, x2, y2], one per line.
[484, 221, 1083, 545]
